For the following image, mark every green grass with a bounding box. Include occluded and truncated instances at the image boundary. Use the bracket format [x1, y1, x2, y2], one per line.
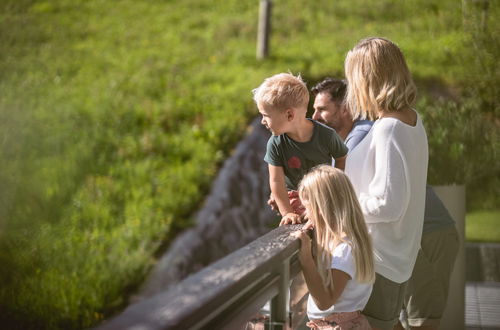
[466, 210, 500, 243]
[0, 0, 498, 329]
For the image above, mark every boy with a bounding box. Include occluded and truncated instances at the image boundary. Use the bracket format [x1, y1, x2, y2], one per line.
[252, 73, 348, 225]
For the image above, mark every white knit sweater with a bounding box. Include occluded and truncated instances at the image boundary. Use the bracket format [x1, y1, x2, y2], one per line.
[345, 112, 428, 283]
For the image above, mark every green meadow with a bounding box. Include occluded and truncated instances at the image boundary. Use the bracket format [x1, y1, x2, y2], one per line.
[0, 0, 498, 328]
[467, 210, 500, 243]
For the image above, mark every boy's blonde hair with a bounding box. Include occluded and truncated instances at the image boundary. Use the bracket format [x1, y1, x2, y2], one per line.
[345, 37, 417, 120]
[298, 165, 375, 289]
[252, 73, 309, 112]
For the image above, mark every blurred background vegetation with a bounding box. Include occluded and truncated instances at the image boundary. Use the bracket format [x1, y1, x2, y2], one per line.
[0, 0, 498, 328]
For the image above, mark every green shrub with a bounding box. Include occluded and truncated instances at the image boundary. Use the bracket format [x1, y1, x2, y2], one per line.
[420, 97, 499, 209]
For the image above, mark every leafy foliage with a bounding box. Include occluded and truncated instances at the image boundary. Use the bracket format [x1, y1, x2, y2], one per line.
[420, 97, 499, 209]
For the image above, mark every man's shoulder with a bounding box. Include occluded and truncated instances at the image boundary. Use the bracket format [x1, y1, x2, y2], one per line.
[352, 119, 374, 131]
[345, 120, 374, 151]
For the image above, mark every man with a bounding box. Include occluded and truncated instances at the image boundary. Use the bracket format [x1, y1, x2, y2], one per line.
[273, 77, 459, 330]
[310, 78, 372, 152]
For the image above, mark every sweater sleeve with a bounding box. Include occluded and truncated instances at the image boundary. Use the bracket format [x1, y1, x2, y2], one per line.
[359, 122, 410, 223]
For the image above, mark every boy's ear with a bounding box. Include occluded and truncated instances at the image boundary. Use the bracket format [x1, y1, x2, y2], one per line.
[286, 108, 295, 121]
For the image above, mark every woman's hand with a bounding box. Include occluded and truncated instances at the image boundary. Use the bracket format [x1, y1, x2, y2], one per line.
[291, 229, 313, 262]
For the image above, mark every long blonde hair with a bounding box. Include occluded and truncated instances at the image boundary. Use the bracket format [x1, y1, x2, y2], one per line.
[298, 165, 375, 289]
[345, 37, 417, 120]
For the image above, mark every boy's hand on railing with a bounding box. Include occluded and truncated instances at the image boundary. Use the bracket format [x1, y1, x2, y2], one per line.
[279, 212, 302, 226]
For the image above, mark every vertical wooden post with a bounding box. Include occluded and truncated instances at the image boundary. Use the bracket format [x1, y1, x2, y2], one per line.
[257, 0, 272, 60]
[462, 0, 490, 31]
[479, 0, 489, 31]
[462, 0, 469, 27]
[270, 258, 290, 330]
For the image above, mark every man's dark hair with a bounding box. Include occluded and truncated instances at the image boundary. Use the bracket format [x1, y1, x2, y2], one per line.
[311, 78, 347, 103]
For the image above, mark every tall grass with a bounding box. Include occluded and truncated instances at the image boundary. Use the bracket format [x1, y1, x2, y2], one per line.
[0, 0, 498, 328]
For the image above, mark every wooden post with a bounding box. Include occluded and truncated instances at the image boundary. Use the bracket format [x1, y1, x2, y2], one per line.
[270, 258, 290, 330]
[479, 0, 489, 31]
[462, 0, 489, 31]
[257, 0, 272, 60]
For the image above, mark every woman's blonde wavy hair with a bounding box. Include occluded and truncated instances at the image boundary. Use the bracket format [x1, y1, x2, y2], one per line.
[345, 37, 417, 120]
[298, 165, 375, 289]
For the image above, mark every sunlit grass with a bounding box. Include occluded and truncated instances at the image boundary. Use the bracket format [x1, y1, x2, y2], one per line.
[0, 0, 498, 328]
[466, 210, 500, 243]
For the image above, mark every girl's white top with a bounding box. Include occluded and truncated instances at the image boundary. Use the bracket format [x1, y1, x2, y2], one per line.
[345, 112, 428, 283]
[307, 242, 373, 319]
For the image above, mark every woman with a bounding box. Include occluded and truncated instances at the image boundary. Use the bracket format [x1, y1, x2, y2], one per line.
[344, 37, 429, 330]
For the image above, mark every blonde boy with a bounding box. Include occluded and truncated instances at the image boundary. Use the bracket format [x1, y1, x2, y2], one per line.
[253, 73, 348, 225]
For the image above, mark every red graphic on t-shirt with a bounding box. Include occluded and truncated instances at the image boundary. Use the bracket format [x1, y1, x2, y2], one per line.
[287, 156, 302, 169]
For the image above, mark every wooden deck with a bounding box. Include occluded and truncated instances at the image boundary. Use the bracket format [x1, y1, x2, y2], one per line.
[466, 242, 500, 330]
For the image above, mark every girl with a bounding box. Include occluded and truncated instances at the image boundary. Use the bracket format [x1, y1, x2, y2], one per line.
[344, 37, 429, 330]
[292, 165, 374, 330]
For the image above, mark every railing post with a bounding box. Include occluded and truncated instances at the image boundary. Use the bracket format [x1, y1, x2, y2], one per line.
[256, 0, 272, 60]
[269, 257, 291, 330]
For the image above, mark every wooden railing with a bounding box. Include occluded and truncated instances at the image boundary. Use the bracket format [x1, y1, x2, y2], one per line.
[95, 224, 308, 330]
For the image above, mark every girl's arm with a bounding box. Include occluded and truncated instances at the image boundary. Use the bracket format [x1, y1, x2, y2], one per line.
[268, 164, 301, 225]
[292, 231, 350, 310]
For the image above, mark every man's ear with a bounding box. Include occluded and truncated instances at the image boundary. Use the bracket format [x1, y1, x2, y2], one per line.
[286, 108, 295, 121]
[340, 103, 349, 114]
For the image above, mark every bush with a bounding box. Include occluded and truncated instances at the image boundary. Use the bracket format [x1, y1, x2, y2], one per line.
[420, 97, 499, 210]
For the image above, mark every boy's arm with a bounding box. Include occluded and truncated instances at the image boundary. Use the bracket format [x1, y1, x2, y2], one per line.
[268, 164, 301, 225]
[333, 155, 346, 171]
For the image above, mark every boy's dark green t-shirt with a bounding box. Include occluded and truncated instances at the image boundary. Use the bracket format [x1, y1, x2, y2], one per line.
[264, 119, 348, 190]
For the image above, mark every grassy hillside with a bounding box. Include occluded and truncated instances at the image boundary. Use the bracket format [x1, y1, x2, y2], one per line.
[0, 0, 498, 328]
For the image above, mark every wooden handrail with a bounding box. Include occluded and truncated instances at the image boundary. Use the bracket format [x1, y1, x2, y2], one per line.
[95, 224, 307, 330]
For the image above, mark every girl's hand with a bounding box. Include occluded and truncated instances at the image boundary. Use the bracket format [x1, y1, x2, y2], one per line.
[302, 218, 314, 231]
[291, 229, 313, 262]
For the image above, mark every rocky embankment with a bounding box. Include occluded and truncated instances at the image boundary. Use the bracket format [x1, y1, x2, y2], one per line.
[135, 118, 276, 300]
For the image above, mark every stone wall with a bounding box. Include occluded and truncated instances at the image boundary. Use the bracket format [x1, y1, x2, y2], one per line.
[135, 117, 276, 300]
